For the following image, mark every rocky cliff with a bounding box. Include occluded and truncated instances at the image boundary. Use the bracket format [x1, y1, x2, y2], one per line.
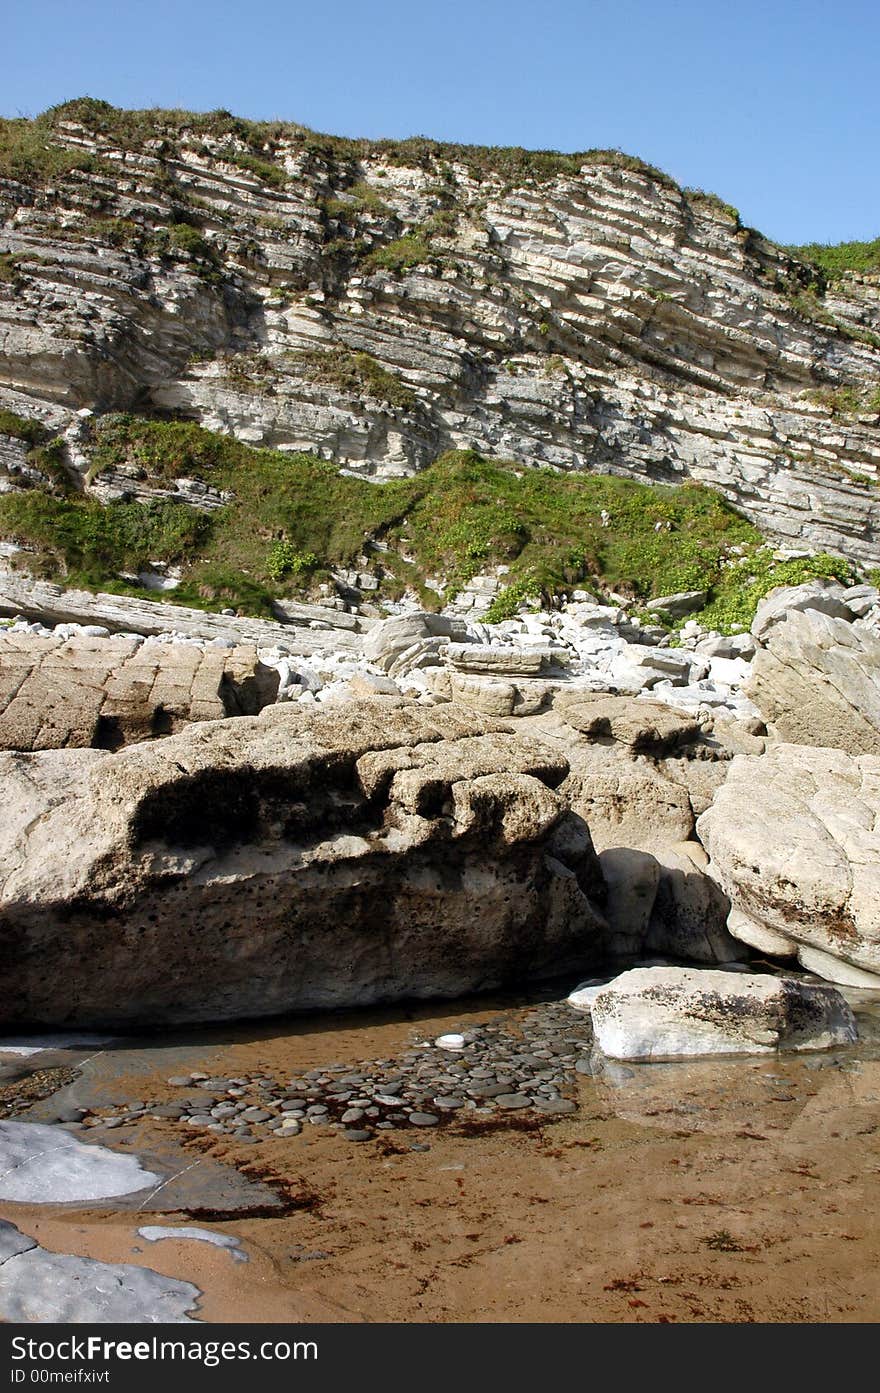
[2, 99, 879, 563]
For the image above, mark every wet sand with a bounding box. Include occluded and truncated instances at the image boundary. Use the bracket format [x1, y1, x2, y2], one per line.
[2, 990, 880, 1323]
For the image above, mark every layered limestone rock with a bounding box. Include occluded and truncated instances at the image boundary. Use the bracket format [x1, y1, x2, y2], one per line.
[0, 632, 279, 749]
[697, 743, 880, 985]
[0, 700, 609, 1026]
[2, 111, 880, 561]
[0, 573, 367, 650]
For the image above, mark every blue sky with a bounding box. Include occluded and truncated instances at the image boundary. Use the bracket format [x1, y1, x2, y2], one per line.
[4, 0, 878, 245]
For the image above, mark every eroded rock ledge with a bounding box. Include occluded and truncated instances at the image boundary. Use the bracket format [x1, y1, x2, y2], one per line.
[0, 700, 608, 1027]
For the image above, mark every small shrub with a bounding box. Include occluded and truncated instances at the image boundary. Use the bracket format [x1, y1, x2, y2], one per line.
[297, 348, 416, 409]
[266, 541, 318, 582]
[0, 409, 48, 446]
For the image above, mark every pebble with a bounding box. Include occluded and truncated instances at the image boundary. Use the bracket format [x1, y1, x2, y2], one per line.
[91, 997, 592, 1143]
[343, 1129, 372, 1142]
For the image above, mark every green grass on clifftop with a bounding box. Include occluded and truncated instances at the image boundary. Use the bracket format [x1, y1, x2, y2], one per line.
[789, 236, 880, 281]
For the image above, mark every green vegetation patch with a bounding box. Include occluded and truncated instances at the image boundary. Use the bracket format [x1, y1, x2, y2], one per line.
[693, 549, 854, 635]
[0, 491, 210, 591]
[789, 236, 880, 281]
[13, 415, 762, 616]
[1, 415, 859, 630]
[296, 348, 416, 409]
[0, 116, 105, 184]
[0, 409, 49, 446]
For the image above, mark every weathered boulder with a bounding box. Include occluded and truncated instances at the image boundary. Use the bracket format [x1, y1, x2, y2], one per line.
[750, 579, 852, 642]
[645, 589, 708, 618]
[698, 743, 880, 984]
[443, 643, 563, 675]
[0, 634, 279, 750]
[526, 700, 744, 964]
[557, 694, 704, 757]
[747, 607, 880, 754]
[588, 966, 857, 1059]
[0, 700, 608, 1027]
[362, 612, 468, 673]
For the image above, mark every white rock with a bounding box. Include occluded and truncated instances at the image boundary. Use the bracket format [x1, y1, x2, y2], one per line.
[435, 1033, 466, 1050]
[138, 1225, 248, 1261]
[0, 1121, 159, 1202]
[797, 945, 880, 989]
[589, 967, 857, 1060]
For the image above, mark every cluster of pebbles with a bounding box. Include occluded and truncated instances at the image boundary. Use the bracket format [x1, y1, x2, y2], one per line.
[85, 1001, 594, 1145]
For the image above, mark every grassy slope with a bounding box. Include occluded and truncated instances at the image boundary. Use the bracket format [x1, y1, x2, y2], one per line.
[0, 414, 855, 632]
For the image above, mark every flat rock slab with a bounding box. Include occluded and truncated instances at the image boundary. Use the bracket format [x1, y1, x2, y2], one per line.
[589, 967, 857, 1060]
[0, 1120, 158, 1202]
[0, 1221, 198, 1322]
[0, 633, 279, 749]
[0, 575, 366, 648]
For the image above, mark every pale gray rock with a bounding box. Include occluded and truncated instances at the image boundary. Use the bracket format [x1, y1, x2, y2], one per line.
[0, 700, 607, 1026]
[747, 606, 880, 754]
[0, 1221, 198, 1323]
[362, 612, 465, 672]
[698, 743, 880, 979]
[750, 579, 852, 642]
[0, 1121, 158, 1202]
[695, 633, 757, 661]
[0, 575, 363, 653]
[841, 584, 880, 619]
[645, 590, 708, 617]
[589, 967, 858, 1060]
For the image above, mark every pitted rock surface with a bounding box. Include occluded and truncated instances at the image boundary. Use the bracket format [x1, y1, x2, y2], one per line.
[0, 699, 608, 1026]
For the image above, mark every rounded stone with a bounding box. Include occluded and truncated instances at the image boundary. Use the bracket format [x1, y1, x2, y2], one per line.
[409, 1112, 440, 1127]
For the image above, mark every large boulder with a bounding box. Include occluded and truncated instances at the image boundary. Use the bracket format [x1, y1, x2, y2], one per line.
[747, 607, 880, 755]
[0, 700, 607, 1027]
[750, 579, 852, 642]
[588, 966, 857, 1060]
[526, 700, 745, 965]
[363, 612, 468, 674]
[0, 633, 279, 750]
[698, 743, 880, 985]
